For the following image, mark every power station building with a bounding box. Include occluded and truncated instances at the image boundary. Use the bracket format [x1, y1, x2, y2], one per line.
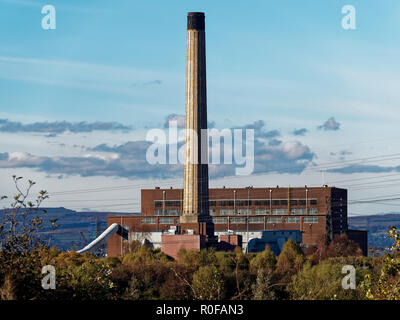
[107, 185, 367, 256]
[106, 12, 367, 258]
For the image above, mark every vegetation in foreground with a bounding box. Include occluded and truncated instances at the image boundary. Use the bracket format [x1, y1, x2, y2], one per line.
[1, 177, 400, 300]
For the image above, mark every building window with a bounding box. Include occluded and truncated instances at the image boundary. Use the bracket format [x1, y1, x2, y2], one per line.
[213, 217, 227, 224]
[165, 209, 180, 216]
[290, 200, 298, 206]
[309, 208, 318, 214]
[272, 208, 288, 215]
[219, 209, 234, 216]
[285, 217, 300, 223]
[237, 208, 251, 215]
[219, 200, 234, 207]
[255, 209, 269, 215]
[267, 217, 282, 224]
[236, 200, 251, 206]
[304, 217, 319, 223]
[159, 217, 174, 224]
[310, 199, 318, 205]
[154, 209, 163, 215]
[154, 200, 163, 208]
[299, 199, 306, 205]
[280, 200, 288, 206]
[254, 200, 270, 206]
[272, 200, 280, 206]
[290, 208, 306, 215]
[249, 217, 263, 224]
[231, 217, 246, 224]
[210, 209, 216, 216]
[141, 218, 156, 224]
[165, 200, 181, 207]
[209, 200, 216, 207]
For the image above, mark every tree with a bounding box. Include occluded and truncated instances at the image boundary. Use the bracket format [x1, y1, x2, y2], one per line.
[276, 239, 304, 283]
[288, 258, 368, 300]
[0, 176, 53, 300]
[250, 245, 277, 274]
[252, 269, 277, 300]
[361, 226, 400, 300]
[192, 265, 225, 300]
[322, 234, 362, 259]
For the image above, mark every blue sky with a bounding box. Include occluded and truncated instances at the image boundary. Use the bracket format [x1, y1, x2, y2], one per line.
[1, 0, 400, 215]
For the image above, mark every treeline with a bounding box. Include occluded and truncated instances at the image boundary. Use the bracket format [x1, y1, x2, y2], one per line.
[0, 233, 394, 300]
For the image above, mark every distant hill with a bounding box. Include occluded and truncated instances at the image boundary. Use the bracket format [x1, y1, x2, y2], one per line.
[0, 207, 139, 251]
[2, 207, 399, 253]
[348, 213, 400, 251]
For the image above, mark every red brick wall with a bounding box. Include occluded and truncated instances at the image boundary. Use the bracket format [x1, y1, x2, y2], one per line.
[161, 234, 206, 259]
[107, 187, 349, 256]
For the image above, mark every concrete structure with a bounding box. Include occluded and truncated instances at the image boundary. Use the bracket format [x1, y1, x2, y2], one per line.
[180, 12, 213, 238]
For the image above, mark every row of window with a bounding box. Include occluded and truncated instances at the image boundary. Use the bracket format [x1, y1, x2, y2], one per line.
[154, 209, 181, 216]
[141, 216, 320, 225]
[212, 216, 319, 224]
[154, 199, 318, 208]
[211, 208, 318, 215]
[153, 208, 319, 216]
[142, 217, 176, 224]
[211, 199, 318, 206]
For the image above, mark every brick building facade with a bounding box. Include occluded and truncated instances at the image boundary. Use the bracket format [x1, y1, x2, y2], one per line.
[107, 186, 367, 256]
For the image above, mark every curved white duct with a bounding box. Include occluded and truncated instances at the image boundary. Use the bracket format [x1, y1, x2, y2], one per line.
[76, 223, 121, 254]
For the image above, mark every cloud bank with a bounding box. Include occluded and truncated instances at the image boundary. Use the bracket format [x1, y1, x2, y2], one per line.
[0, 119, 133, 135]
[0, 120, 316, 179]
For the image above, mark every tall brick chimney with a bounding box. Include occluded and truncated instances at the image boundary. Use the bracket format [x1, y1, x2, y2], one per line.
[180, 12, 213, 237]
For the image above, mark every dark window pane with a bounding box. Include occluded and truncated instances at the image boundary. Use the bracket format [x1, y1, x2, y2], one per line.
[155, 201, 163, 208]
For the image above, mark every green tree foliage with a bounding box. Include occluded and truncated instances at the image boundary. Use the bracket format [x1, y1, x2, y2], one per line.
[177, 247, 218, 270]
[249, 245, 277, 274]
[0, 176, 53, 300]
[192, 265, 225, 300]
[276, 239, 305, 283]
[361, 226, 400, 300]
[252, 269, 277, 300]
[288, 257, 371, 300]
[45, 251, 115, 300]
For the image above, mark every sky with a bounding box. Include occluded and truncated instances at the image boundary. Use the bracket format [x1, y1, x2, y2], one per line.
[1, 0, 400, 215]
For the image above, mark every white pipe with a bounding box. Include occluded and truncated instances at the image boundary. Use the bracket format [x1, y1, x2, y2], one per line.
[76, 223, 120, 254]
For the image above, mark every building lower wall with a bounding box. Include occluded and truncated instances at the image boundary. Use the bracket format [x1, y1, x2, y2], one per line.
[161, 234, 206, 260]
[347, 229, 368, 256]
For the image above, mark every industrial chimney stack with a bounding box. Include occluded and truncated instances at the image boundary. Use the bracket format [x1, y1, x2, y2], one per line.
[181, 12, 213, 237]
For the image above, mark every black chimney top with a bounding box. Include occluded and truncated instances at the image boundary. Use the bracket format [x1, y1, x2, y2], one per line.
[187, 12, 205, 30]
